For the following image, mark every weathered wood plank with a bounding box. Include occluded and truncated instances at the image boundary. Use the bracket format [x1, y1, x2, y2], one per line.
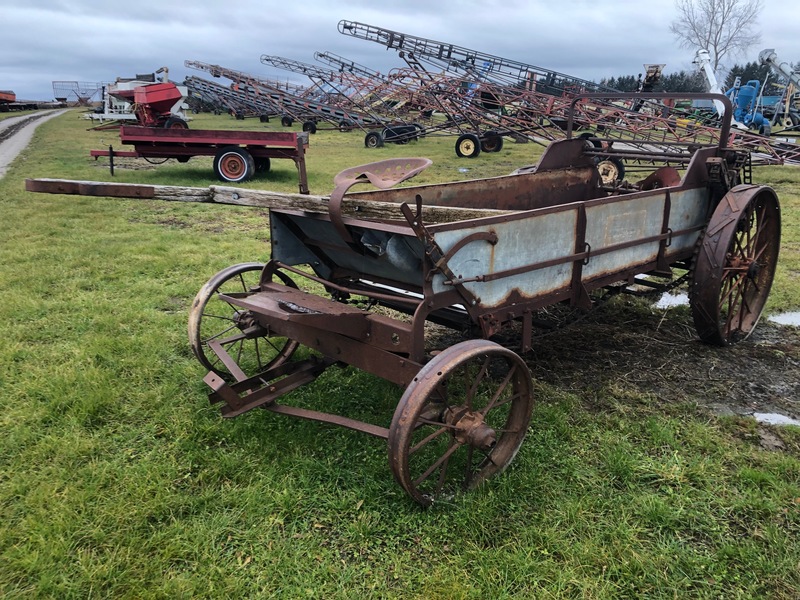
[25, 178, 508, 223]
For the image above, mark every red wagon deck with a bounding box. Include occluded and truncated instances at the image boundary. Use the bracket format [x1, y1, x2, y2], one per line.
[91, 126, 310, 193]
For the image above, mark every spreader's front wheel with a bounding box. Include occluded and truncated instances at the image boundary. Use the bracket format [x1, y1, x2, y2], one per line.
[388, 340, 533, 507]
[690, 186, 781, 345]
[188, 263, 300, 379]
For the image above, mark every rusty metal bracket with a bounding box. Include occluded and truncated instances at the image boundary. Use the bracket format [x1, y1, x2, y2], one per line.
[401, 197, 480, 307]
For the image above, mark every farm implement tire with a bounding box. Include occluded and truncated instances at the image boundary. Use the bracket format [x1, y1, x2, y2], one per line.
[480, 131, 504, 153]
[364, 131, 384, 148]
[597, 156, 625, 184]
[255, 157, 271, 173]
[690, 186, 780, 346]
[213, 146, 255, 183]
[302, 121, 317, 134]
[281, 116, 294, 127]
[189, 263, 300, 379]
[455, 133, 481, 158]
[163, 116, 189, 129]
[388, 340, 533, 507]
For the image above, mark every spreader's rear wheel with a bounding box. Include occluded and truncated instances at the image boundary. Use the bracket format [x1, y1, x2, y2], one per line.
[690, 186, 781, 345]
[388, 340, 533, 507]
[189, 263, 300, 379]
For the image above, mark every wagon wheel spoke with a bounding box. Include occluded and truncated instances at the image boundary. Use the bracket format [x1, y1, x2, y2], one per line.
[204, 323, 242, 343]
[480, 365, 518, 417]
[464, 446, 476, 487]
[409, 425, 451, 455]
[412, 439, 461, 488]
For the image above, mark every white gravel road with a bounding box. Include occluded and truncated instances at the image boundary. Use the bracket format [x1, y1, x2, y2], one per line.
[0, 109, 70, 178]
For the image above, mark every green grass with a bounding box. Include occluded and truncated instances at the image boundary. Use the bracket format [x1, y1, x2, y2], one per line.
[1, 110, 799, 598]
[0, 110, 41, 122]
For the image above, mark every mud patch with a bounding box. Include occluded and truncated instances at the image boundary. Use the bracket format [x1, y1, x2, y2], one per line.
[757, 428, 787, 451]
[518, 296, 800, 423]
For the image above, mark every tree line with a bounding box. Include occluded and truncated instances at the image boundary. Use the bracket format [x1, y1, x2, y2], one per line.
[599, 59, 800, 96]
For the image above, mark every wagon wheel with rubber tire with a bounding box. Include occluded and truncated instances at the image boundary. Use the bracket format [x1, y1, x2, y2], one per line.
[254, 157, 271, 173]
[188, 263, 300, 379]
[338, 119, 354, 132]
[364, 131, 384, 148]
[480, 132, 503, 153]
[596, 156, 625, 184]
[690, 186, 780, 346]
[213, 146, 255, 183]
[578, 131, 601, 150]
[455, 133, 481, 158]
[388, 340, 534, 507]
[281, 116, 294, 127]
[302, 121, 317, 134]
[163, 116, 189, 129]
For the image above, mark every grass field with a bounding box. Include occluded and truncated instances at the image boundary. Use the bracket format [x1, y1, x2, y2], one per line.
[1, 109, 799, 598]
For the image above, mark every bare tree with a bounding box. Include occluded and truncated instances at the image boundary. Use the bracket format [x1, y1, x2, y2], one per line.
[670, 0, 763, 72]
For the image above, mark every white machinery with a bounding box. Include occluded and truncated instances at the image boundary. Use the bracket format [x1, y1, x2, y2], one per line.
[87, 67, 189, 124]
[693, 49, 737, 125]
[759, 49, 800, 128]
[759, 49, 800, 90]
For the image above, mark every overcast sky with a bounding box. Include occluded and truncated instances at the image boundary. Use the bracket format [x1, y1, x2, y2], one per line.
[2, 0, 797, 101]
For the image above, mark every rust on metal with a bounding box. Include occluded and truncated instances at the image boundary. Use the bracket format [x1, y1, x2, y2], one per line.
[24, 94, 782, 505]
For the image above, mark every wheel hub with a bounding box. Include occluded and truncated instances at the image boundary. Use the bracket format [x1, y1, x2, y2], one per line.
[444, 406, 497, 451]
[727, 253, 760, 279]
[232, 310, 266, 338]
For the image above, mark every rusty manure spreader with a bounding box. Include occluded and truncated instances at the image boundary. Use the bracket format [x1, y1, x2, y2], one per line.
[26, 94, 781, 506]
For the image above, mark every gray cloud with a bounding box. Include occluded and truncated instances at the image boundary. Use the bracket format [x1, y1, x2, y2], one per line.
[2, 0, 796, 101]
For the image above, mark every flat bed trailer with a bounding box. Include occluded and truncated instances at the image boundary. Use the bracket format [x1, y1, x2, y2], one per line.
[91, 126, 310, 193]
[28, 93, 781, 506]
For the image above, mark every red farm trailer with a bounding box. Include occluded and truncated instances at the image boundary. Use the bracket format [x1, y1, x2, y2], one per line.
[91, 126, 310, 193]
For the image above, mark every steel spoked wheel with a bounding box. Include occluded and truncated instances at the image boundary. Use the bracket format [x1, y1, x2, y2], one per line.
[691, 187, 781, 345]
[188, 263, 300, 379]
[389, 340, 534, 507]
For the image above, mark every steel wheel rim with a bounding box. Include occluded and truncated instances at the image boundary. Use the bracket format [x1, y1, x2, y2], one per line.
[389, 340, 533, 506]
[189, 264, 300, 378]
[716, 195, 780, 343]
[691, 189, 780, 345]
